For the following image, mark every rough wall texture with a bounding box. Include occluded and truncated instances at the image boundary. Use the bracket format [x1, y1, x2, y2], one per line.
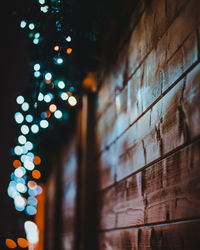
[95, 0, 200, 248]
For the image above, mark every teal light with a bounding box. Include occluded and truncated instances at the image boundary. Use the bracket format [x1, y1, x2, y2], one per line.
[21, 102, 29, 111]
[21, 125, 29, 135]
[58, 81, 65, 89]
[18, 135, 27, 144]
[40, 120, 49, 128]
[54, 110, 62, 119]
[16, 95, 24, 104]
[14, 112, 24, 124]
[25, 114, 33, 123]
[31, 124, 39, 134]
[29, 23, 35, 30]
[20, 20, 27, 28]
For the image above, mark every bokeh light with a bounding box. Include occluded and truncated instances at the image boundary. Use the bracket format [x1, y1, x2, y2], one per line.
[5, 238, 17, 249]
[38, 92, 44, 101]
[24, 160, 35, 171]
[17, 238, 29, 248]
[18, 135, 26, 144]
[14, 146, 23, 156]
[40, 120, 49, 128]
[54, 110, 62, 119]
[13, 159, 22, 168]
[66, 48, 72, 54]
[33, 156, 41, 165]
[58, 80, 65, 89]
[20, 20, 27, 29]
[34, 63, 40, 71]
[28, 180, 37, 189]
[25, 114, 33, 123]
[14, 167, 26, 178]
[45, 72, 52, 81]
[16, 95, 24, 104]
[21, 125, 29, 135]
[49, 104, 57, 112]
[54, 45, 59, 51]
[68, 96, 77, 106]
[66, 36, 71, 42]
[32, 170, 41, 179]
[31, 124, 39, 134]
[60, 92, 68, 101]
[21, 102, 29, 111]
[29, 23, 35, 30]
[14, 112, 24, 124]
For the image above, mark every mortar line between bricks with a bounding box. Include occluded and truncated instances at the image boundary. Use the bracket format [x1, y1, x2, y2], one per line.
[98, 217, 200, 234]
[95, 1, 194, 124]
[96, 135, 200, 194]
[97, 59, 200, 158]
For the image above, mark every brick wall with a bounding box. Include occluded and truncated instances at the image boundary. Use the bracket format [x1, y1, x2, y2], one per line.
[95, 0, 200, 248]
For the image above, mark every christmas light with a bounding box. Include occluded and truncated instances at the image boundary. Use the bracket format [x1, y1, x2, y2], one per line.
[21, 125, 29, 135]
[45, 72, 52, 81]
[56, 57, 63, 64]
[24, 160, 35, 171]
[60, 92, 68, 100]
[31, 124, 39, 134]
[68, 96, 77, 106]
[14, 112, 24, 124]
[14, 146, 23, 156]
[54, 110, 62, 119]
[25, 141, 33, 151]
[16, 95, 24, 104]
[66, 48, 72, 54]
[29, 23, 35, 30]
[66, 36, 71, 42]
[34, 63, 40, 71]
[40, 120, 49, 128]
[38, 0, 45, 4]
[25, 114, 33, 123]
[40, 5, 49, 13]
[33, 38, 39, 44]
[14, 167, 26, 178]
[18, 135, 27, 144]
[34, 33, 40, 38]
[21, 102, 29, 111]
[54, 45, 59, 51]
[38, 92, 44, 101]
[49, 104, 57, 112]
[58, 81, 65, 89]
[34, 71, 41, 78]
[20, 20, 27, 28]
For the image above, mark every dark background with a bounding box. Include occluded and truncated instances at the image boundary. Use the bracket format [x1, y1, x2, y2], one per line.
[0, 0, 29, 241]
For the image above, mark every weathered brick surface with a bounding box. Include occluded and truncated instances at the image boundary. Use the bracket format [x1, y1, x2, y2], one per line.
[95, 0, 200, 247]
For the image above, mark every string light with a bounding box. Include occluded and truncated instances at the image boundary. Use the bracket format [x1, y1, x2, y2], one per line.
[28, 23, 35, 30]
[16, 95, 24, 104]
[66, 36, 71, 42]
[58, 81, 65, 89]
[68, 96, 77, 106]
[54, 45, 59, 51]
[20, 20, 27, 29]
[66, 48, 72, 54]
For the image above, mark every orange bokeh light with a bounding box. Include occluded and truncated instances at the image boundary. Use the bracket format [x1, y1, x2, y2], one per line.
[17, 238, 29, 248]
[49, 104, 57, 113]
[33, 156, 41, 165]
[13, 160, 21, 168]
[5, 239, 17, 249]
[32, 170, 41, 179]
[28, 180, 37, 189]
[53, 45, 59, 51]
[66, 48, 72, 54]
[45, 110, 51, 118]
